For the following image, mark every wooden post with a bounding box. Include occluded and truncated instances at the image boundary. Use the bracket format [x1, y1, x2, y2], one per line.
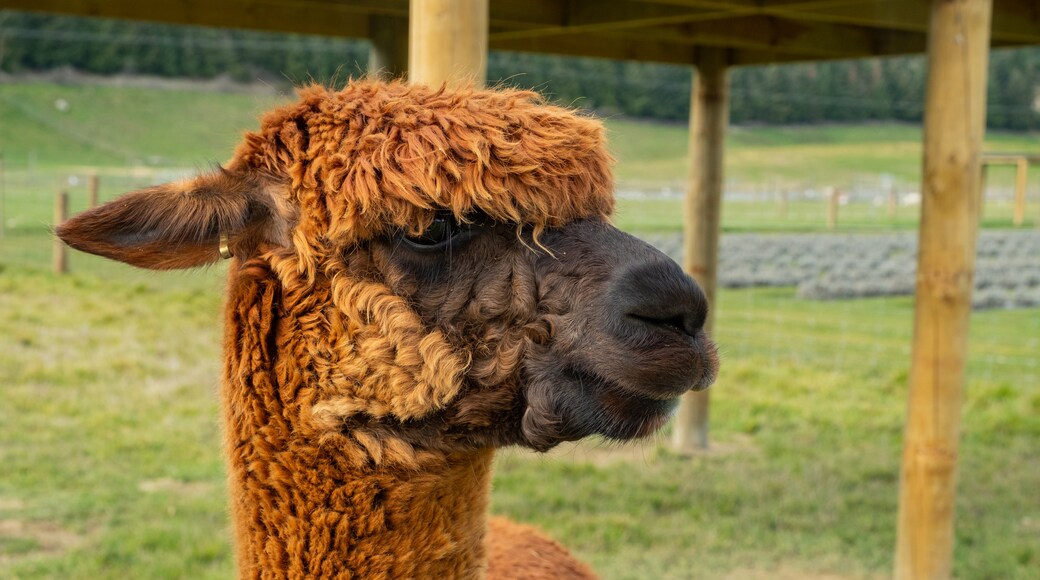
[894, 2, 992, 579]
[673, 49, 728, 453]
[1013, 157, 1027, 226]
[0, 151, 5, 240]
[978, 163, 988, 220]
[53, 190, 69, 274]
[827, 186, 840, 230]
[408, 0, 488, 88]
[368, 15, 409, 80]
[88, 173, 100, 209]
[888, 184, 899, 219]
[777, 189, 788, 220]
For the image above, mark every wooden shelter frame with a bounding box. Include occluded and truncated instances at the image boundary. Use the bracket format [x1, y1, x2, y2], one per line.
[3, 1, 1035, 577]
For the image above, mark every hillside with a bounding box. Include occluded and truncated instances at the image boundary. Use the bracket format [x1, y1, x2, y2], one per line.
[3, 80, 1039, 190]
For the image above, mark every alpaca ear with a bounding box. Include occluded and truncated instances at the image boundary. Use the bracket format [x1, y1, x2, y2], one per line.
[57, 169, 291, 270]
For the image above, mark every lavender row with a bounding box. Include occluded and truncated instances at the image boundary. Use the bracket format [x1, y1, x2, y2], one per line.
[641, 231, 1040, 310]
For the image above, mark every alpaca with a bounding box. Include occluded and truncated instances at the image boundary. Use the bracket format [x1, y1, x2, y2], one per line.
[58, 80, 718, 579]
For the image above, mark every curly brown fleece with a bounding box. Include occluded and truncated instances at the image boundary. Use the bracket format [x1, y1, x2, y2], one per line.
[60, 80, 615, 578]
[231, 81, 614, 282]
[218, 82, 614, 577]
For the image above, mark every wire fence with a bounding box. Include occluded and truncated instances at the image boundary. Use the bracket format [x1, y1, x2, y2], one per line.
[0, 46, 1037, 434]
[2, 160, 1037, 390]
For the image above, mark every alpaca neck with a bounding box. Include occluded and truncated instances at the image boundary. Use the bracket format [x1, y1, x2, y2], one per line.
[222, 268, 495, 578]
[223, 422, 494, 579]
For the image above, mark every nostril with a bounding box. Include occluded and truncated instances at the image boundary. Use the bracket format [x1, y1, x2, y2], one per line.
[627, 310, 702, 338]
[609, 256, 709, 341]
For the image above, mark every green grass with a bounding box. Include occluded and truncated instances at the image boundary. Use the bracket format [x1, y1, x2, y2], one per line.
[612, 197, 1036, 233]
[3, 81, 1037, 241]
[1, 80, 1037, 578]
[605, 118, 1040, 188]
[0, 83, 288, 168]
[1, 262, 1036, 579]
[3, 81, 1038, 189]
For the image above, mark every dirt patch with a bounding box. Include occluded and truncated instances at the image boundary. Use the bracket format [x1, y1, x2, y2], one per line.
[722, 567, 878, 580]
[544, 433, 759, 466]
[0, 519, 86, 562]
[0, 498, 24, 512]
[543, 438, 663, 467]
[674, 433, 761, 458]
[138, 477, 214, 497]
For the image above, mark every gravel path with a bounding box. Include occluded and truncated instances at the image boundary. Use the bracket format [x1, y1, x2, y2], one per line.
[640, 231, 1040, 310]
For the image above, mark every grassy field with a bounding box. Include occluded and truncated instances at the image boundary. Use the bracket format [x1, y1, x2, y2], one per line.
[2, 81, 1037, 240]
[1, 80, 1038, 578]
[1, 264, 1036, 579]
[3, 81, 1039, 185]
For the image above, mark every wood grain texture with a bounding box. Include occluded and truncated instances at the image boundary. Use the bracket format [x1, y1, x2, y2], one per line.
[673, 49, 728, 453]
[408, 0, 488, 87]
[894, 1, 992, 578]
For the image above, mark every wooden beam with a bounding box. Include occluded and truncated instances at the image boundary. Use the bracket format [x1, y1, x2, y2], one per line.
[673, 48, 728, 453]
[491, 32, 698, 66]
[894, 1, 992, 579]
[368, 14, 408, 80]
[488, 2, 732, 41]
[408, 0, 488, 87]
[601, 16, 929, 59]
[488, 0, 566, 29]
[762, 0, 1038, 44]
[632, 0, 1039, 44]
[3, 0, 1035, 63]
[492, 24, 925, 67]
[730, 34, 1026, 65]
[493, 29, 921, 68]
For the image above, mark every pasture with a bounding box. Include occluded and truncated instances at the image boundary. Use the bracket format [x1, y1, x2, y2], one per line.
[1, 81, 1038, 578]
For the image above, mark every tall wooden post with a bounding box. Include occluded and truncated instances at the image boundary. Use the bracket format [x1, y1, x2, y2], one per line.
[888, 184, 899, 219]
[1013, 157, 1027, 226]
[408, 0, 488, 88]
[673, 49, 728, 453]
[53, 190, 69, 274]
[368, 15, 409, 80]
[827, 186, 840, 230]
[977, 163, 988, 220]
[0, 151, 5, 240]
[88, 173, 100, 209]
[894, 1, 992, 579]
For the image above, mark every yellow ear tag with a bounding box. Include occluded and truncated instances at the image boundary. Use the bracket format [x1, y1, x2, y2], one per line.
[219, 232, 234, 260]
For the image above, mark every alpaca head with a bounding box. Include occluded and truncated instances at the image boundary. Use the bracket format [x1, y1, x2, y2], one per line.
[58, 80, 718, 458]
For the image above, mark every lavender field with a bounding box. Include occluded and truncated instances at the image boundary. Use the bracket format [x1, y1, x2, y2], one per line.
[645, 231, 1040, 310]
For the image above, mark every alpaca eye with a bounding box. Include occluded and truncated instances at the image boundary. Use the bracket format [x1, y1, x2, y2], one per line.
[402, 213, 474, 251]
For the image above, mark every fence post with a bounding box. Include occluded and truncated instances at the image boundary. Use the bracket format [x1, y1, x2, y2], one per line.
[53, 190, 68, 275]
[827, 186, 839, 230]
[978, 162, 988, 221]
[0, 151, 5, 240]
[894, 0, 992, 577]
[777, 189, 788, 220]
[1013, 157, 1027, 226]
[88, 173, 100, 208]
[888, 183, 899, 219]
[674, 49, 729, 453]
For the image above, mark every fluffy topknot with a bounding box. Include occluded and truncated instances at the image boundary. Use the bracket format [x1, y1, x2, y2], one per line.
[230, 80, 615, 261]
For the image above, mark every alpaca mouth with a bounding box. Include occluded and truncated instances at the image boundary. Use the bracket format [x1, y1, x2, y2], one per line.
[600, 329, 720, 400]
[594, 378, 681, 440]
[566, 368, 682, 441]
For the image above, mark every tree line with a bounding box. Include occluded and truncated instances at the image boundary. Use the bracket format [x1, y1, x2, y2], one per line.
[1, 11, 1038, 130]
